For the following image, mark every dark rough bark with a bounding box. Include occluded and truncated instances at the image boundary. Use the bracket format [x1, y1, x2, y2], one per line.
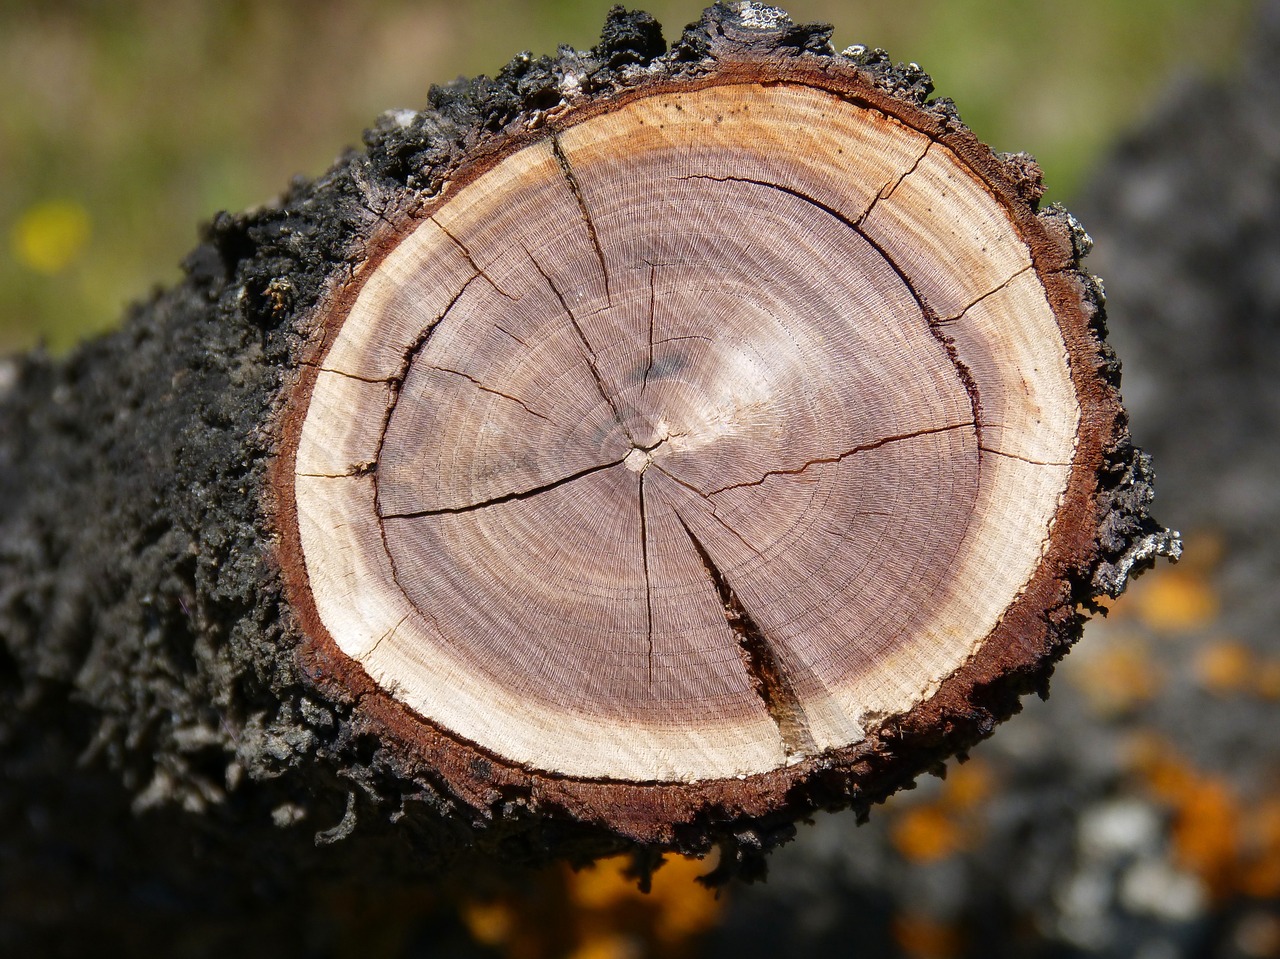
[0, 2, 1173, 952]
[0, 3, 682, 892]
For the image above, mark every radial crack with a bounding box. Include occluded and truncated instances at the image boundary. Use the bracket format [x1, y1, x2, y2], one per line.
[705, 506, 766, 559]
[380, 456, 626, 519]
[428, 216, 520, 300]
[639, 473, 654, 685]
[494, 323, 528, 347]
[524, 247, 634, 443]
[652, 465, 764, 558]
[934, 264, 1035, 324]
[673, 171, 986, 446]
[675, 514, 815, 758]
[856, 140, 932, 225]
[979, 446, 1072, 467]
[297, 462, 375, 479]
[363, 612, 411, 661]
[433, 366, 552, 422]
[656, 334, 713, 346]
[703, 421, 974, 496]
[551, 134, 612, 303]
[643, 262, 656, 393]
[313, 365, 394, 385]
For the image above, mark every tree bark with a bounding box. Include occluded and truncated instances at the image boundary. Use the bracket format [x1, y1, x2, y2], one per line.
[0, 0, 1174, 896]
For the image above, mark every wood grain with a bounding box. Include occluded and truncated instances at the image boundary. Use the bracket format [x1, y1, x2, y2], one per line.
[291, 80, 1079, 784]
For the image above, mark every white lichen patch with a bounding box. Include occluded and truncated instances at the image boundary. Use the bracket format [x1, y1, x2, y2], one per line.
[735, 2, 788, 30]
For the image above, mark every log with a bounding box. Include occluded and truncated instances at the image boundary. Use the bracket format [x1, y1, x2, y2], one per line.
[0, 2, 1176, 877]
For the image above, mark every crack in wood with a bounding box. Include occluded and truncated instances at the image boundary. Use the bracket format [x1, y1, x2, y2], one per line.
[675, 172, 875, 240]
[701, 421, 975, 497]
[428, 216, 521, 301]
[355, 270, 481, 522]
[639, 472, 654, 686]
[654, 461, 895, 557]
[551, 134, 612, 304]
[378, 456, 627, 520]
[922, 314, 985, 458]
[934, 264, 1035, 325]
[704, 504, 766, 559]
[364, 612, 411, 661]
[856, 139, 932, 224]
[308, 364, 394, 385]
[432, 365, 553, 422]
[297, 462, 375, 479]
[655, 334, 713, 346]
[362, 269, 505, 658]
[363, 271, 480, 497]
[652, 464, 765, 558]
[385, 273, 483, 388]
[494, 323, 528, 347]
[979, 446, 1072, 467]
[523, 247, 635, 444]
[673, 171, 987, 453]
[304, 263, 478, 388]
[675, 513, 816, 758]
[643, 263, 656, 394]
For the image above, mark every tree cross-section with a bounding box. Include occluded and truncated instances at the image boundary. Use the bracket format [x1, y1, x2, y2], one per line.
[0, 3, 1178, 868]
[276, 18, 1169, 838]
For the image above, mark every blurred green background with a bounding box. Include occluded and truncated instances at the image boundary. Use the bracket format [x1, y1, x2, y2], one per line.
[0, 0, 1254, 354]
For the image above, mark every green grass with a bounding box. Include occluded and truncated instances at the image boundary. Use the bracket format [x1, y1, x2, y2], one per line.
[0, 0, 1253, 353]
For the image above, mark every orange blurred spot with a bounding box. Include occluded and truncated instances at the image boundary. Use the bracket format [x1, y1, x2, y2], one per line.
[1195, 641, 1256, 695]
[892, 913, 964, 959]
[647, 853, 723, 943]
[1173, 778, 1241, 899]
[460, 899, 517, 947]
[941, 758, 995, 811]
[563, 852, 723, 952]
[891, 805, 966, 863]
[1131, 567, 1219, 633]
[566, 934, 639, 959]
[566, 856, 638, 911]
[1071, 642, 1162, 716]
[1241, 800, 1280, 899]
[1255, 661, 1280, 700]
[1133, 744, 1241, 899]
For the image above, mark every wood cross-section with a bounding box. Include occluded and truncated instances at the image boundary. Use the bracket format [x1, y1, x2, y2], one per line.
[289, 79, 1080, 785]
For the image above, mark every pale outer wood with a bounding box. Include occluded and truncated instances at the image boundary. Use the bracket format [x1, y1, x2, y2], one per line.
[293, 82, 1079, 782]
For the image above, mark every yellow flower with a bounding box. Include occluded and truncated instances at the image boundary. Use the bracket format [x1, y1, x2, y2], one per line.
[11, 199, 91, 275]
